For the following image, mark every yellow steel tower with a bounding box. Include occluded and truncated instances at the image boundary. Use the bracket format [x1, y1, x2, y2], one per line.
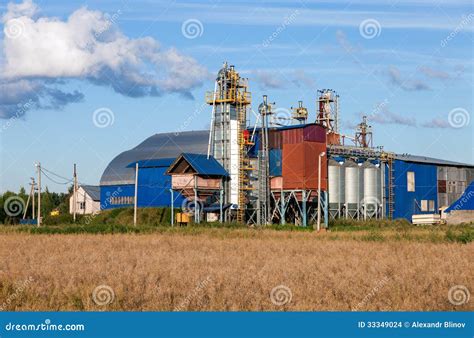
[206, 63, 252, 223]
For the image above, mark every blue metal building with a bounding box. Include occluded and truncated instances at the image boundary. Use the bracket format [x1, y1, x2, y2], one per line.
[391, 159, 438, 220]
[100, 131, 209, 209]
[390, 154, 474, 220]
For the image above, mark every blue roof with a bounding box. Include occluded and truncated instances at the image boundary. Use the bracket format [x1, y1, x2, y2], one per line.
[395, 153, 474, 168]
[445, 181, 474, 212]
[251, 122, 317, 132]
[127, 158, 175, 168]
[168, 153, 229, 177]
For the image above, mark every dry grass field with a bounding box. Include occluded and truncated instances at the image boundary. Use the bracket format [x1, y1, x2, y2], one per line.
[0, 228, 472, 311]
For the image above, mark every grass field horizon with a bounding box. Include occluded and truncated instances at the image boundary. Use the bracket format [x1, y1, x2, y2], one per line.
[1, 222, 472, 311]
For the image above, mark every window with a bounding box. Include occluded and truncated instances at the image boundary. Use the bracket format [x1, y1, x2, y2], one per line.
[420, 200, 435, 212]
[108, 196, 134, 205]
[79, 202, 85, 210]
[407, 171, 415, 192]
[420, 200, 428, 212]
[448, 181, 456, 193]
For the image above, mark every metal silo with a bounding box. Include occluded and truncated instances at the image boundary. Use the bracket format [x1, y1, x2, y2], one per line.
[345, 160, 363, 219]
[328, 159, 345, 218]
[363, 163, 380, 219]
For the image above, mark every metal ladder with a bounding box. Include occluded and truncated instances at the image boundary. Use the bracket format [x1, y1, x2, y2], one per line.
[236, 88, 252, 223]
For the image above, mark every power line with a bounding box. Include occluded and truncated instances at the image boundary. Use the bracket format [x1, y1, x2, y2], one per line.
[38, 166, 95, 187]
[41, 167, 73, 182]
[40, 169, 72, 185]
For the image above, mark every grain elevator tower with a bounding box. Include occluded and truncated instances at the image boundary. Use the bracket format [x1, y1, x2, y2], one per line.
[206, 62, 252, 222]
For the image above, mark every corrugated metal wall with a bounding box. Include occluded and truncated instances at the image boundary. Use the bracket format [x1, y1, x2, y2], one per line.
[138, 167, 183, 207]
[269, 149, 282, 176]
[100, 184, 135, 209]
[281, 125, 326, 144]
[392, 160, 438, 220]
[269, 129, 283, 149]
[437, 166, 474, 208]
[100, 166, 186, 209]
[282, 142, 327, 190]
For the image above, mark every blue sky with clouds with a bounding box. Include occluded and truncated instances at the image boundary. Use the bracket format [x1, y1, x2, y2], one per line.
[1, 0, 473, 192]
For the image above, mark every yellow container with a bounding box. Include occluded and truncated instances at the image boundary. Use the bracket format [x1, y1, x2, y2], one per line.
[176, 212, 190, 224]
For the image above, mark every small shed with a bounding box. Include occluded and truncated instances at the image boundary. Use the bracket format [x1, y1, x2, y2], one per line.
[69, 185, 101, 215]
[166, 153, 229, 223]
[166, 153, 228, 196]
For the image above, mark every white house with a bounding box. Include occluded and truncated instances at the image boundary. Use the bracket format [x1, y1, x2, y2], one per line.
[69, 185, 101, 215]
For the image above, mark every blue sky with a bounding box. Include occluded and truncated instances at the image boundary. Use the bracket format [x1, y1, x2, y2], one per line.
[0, 0, 473, 192]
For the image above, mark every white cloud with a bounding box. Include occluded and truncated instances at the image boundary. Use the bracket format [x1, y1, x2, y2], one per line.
[291, 69, 316, 88]
[418, 65, 451, 80]
[253, 69, 316, 90]
[2, 0, 38, 21]
[387, 66, 430, 91]
[369, 105, 417, 126]
[121, 3, 474, 32]
[422, 118, 452, 128]
[0, 1, 208, 118]
[254, 70, 286, 89]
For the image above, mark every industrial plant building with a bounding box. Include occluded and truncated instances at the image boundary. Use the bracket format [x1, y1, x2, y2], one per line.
[99, 63, 474, 226]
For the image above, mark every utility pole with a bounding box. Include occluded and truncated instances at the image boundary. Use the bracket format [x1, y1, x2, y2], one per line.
[31, 178, 35, 219]
[36, 162, 41, 227]
[23, 181, 33, 219]
[317, 152, 326, 231]
[133, 162, 138, 226]
[258, 95, 272, 225]
[73, 163, 77, 222]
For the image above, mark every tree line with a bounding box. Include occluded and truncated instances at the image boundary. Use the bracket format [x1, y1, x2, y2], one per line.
[0, 186, 72, 224]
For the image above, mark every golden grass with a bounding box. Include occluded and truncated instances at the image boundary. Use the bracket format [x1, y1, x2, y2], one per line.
[0, 230, 472, 311]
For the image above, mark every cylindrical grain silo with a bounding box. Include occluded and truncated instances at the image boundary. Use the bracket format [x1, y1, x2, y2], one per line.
[363, 162, 380, 219]
[345, 160, 363, 218]
[328, 159, 345, 218]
